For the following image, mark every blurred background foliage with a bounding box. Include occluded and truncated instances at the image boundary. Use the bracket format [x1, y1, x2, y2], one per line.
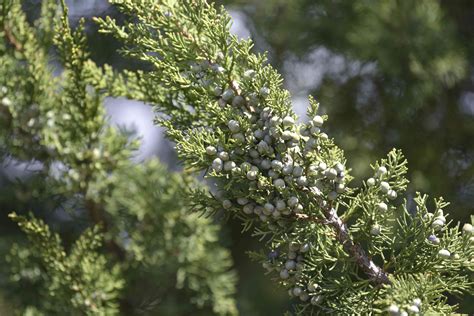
[1, 0, 473, 314]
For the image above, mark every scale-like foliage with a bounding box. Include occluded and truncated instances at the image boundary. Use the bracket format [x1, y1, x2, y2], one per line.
[96, 0, 474, 314]
[8, 213, 123, 315]
[105, 160, 237, 315]
[0, 1, 237, 315]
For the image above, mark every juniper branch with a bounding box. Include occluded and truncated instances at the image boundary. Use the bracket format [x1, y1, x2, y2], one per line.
[97, 0, 393, 287]
[95, 0, 473, 313]
[300, 195, 390, 285]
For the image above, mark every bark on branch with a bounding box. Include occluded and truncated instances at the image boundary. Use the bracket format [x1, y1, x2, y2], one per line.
[325, 207, 390, 285]
[299, 188, 391, 285]
[3, 26, 23, 51]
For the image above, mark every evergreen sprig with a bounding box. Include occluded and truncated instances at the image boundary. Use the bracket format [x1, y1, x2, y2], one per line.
[97, 0, 474, 314]
[104, 159, 238, 315]
[1, 0, 237, 314]
[8, 213, 123, 315]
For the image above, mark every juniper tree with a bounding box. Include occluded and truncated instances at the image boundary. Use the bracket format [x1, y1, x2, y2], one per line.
[0, 1, 236, 314]
[94, 0, 474, 314]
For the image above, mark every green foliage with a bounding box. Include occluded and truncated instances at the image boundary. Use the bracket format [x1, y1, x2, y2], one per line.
[8, 213, 123, 315]
[105, 160, 238, 315]
[1, 0, 473, 314]
[0, 0, 237, 315]
[348, 1, 466, 91]
[217, 0, 474, 225]
[97, 0, 474, 314]
[218, 0, 467, 109]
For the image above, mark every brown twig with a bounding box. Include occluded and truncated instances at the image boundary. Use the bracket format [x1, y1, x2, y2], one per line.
[306, 188, 391, 285]
[325, 207, 390, 285]
[3, 26, 23, 51]
[85, 199, 126, 261]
